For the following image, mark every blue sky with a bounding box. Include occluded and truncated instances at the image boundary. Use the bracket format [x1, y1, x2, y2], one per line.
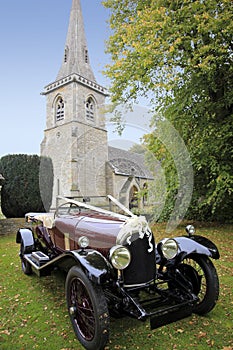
[0, 0, 153, 159]
[0, 0, 112, 158]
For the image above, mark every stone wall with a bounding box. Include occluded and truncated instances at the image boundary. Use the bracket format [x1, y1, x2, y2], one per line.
[0, 218, 25, 236]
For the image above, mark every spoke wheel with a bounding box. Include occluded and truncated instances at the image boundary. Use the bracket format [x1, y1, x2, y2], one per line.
[180, 255, 219, 315]
[70, 277, 95, 341]
[66, 266, 109, 350]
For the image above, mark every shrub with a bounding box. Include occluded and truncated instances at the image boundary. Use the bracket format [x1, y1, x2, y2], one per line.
[0, 154, 53, 218]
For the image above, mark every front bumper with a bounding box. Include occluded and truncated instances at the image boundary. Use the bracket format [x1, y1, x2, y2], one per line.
[119, 285, 198, 329]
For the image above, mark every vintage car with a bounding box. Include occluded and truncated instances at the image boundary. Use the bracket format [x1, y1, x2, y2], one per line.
[16, 195, 220, 350]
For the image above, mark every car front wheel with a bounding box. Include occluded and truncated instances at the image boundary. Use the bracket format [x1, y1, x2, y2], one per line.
[65, 266, 109, 350]
[178, 254, 219, 315]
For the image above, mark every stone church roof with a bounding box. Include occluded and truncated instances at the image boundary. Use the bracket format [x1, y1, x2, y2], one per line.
[108, 146, 154, 179]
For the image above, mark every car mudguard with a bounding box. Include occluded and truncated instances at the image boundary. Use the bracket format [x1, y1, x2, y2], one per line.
[175, 236, 220, 259]
[190, 235, 220, 259]
[59, 250, 114, 285]
[16, 228, 35, 253]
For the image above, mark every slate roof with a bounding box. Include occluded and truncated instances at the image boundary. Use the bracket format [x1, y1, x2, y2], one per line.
[108, 146, 154, 179]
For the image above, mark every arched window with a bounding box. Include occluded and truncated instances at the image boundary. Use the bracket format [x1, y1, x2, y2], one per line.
[85, 97, 95, 121]
[56, 97, 65, 121]
[129, 185, 139, 209]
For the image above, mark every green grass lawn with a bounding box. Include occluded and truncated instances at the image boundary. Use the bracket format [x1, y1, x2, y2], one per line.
[0, 223, 232, 350]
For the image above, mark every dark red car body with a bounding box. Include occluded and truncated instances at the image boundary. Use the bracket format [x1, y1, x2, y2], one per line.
[16, 196, 220, 350]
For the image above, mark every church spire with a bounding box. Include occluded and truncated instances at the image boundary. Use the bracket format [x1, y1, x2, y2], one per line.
[56, 0, 96, 82]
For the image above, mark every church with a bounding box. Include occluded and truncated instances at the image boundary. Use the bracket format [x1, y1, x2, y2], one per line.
[41, 0, 153, 210]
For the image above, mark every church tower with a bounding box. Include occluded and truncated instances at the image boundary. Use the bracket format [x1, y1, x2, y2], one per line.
[41, 0, 108, 208]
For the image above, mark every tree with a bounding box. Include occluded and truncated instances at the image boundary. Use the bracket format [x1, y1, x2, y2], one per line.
[0, 155, 53, 218]
[129, 143, 146, 154]
[103, 0, 233, 222]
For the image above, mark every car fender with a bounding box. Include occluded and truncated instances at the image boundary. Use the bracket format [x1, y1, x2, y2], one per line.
[16, 228, 35, 253]
[61, 250, 114, 285]
[189, 235, 220, 259]
[175, 236, 219, 259]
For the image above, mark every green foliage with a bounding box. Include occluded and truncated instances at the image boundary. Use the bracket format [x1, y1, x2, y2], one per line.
[103, 0, 233, 222]
[103, 0, 233, 103]
[0, 155, 53, 218]
[39, 156, 54, 213]
[129, 143, 146, 154]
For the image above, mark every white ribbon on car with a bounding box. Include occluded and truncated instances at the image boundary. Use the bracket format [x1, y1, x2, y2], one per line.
[117, 216, 154, 253]
[26, 212, 55, 229]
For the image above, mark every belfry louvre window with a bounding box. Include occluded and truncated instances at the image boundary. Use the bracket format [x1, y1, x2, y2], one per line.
[56, 97, 65, 121]
[64, 47, 69, 63]
[85, 97, 95, 120]
[84, 49, 88, 63]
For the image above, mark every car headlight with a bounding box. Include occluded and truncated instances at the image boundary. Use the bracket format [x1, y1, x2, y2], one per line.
[109, 245, 131, 270]
[186, 224, 195, 236]
[78, 236, 90, 249]
[159, 238, 178, 260]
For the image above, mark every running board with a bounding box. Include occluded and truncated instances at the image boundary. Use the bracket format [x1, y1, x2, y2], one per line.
[150, 303, 193, 329]
[24, 252, 65, 276]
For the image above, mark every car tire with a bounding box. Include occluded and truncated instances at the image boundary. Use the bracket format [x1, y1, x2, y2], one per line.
[179, 254, 219, 315]
[65, 266, 109, 350]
